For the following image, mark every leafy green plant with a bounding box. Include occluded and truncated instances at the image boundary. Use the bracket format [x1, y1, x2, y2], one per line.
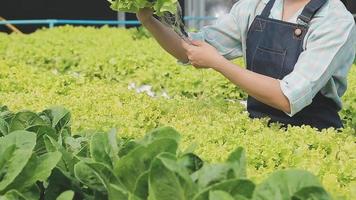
[132, 26, 152, 40]
[0, 106, 335, 200]
[109, 0, 178, 16]
[0, 106, 86, 200]
[0, 128, 61, 199]
[0, 26, 247, 100]
[0, 27, 355, 199]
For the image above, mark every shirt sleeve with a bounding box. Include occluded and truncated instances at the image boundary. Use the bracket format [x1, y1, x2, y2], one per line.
[189, 2, 244, 60]
[280, 18, 356, 117]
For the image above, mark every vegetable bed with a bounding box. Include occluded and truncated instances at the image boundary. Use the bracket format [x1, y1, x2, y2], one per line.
[0, 27, 355, 199]
[0, 107, 336, 199]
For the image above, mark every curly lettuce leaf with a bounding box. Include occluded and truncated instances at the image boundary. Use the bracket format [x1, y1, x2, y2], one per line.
[108, 0, 178, 16]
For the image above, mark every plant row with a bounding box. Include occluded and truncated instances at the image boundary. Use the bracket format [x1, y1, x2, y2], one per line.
[0, 60, 354, 199]
[0, 105, 335, 200]
[0, 27, 247, 100]
[0, 27, 354, 128]
[0, 27, 355, 199]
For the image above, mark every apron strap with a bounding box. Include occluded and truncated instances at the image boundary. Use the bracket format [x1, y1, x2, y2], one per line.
[298, 0, 327, 24]
[261, 0, 277, 18]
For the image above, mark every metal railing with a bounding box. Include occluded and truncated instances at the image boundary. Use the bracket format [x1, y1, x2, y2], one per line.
[1, 15, 353, 30]
[0, 17, 218, 28]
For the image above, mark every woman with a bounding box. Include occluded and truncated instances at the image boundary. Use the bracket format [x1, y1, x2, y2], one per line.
[137, 0, 355, 130]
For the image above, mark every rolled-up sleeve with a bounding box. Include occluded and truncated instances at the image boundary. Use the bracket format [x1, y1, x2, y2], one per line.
[189, 2, 244, 60]
[280, 18, 356, 117]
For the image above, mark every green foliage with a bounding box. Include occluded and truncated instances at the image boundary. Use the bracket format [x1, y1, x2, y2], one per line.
[0, 131, 36, 193]
[56, 191, 74, 200]
[0, 107, 72, 199]
[341, 65, 356, 129]
[0, 27, 355, 199]
[0, 26, 247, 101]
[0, 111, 336, 200]
[132, 26, 152, 40]
[109, 0, 178, 16]
[252, 170, 331, 200]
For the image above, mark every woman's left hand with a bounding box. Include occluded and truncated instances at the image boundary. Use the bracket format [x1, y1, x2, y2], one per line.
[182, 40, 226, 69]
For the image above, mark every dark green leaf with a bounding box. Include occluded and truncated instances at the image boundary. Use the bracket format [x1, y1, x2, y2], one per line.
[9, 111, 47, 132]
[64, 136, 88, 156]
[118, 140, 139, 157]
[90, 130, 119, 168]
[85, 161, 122, 188]
[0, 106, 13, 124]
[26, 125, 57, 155]
[133, 171, 149, 199]
[5, 152, 61, 191]
[227, 147, 247, 178]
[74, 160, 122, 193]
[141, 126, 181, 145]
[149, 167, 185, 200]
[3, 185, 41, 200]
[178, 153, 204, 174]
[41, 107, 71, 132]
[155, 153, 196, 187]
[114, 138, 178, 192]
[292, 186, 331, 200]
[193, 148, 247, 189]
[148, 153, 197, 200]
[74, 161, 107, 192]
[193, 164, 231, 188]
[193, 179, 255, 200]
[0, 131, 36, 192]
[0, 118, 9, 136]
[44, 168, 83, 200]
[44, 135, 77, 176]
[108, 184, 129, 200]
[252, 170, 324, 200]
[1, 190, 27, 200]
[0, 105, 9, 113]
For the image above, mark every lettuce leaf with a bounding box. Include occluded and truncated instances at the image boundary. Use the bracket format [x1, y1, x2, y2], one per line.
[108, 0, 178, 16]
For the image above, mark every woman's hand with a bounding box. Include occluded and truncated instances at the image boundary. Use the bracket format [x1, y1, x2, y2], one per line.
[182, 40, 226, 69]
[136, 8, 154, 24]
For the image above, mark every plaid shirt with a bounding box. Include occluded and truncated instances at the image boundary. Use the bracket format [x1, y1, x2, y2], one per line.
[190, 0, 356, 116]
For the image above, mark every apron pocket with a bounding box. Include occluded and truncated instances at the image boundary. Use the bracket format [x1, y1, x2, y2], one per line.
[251, 46, 286, 79]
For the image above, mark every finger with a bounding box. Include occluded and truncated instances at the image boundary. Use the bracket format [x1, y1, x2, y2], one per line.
[191, 40, 205, 47]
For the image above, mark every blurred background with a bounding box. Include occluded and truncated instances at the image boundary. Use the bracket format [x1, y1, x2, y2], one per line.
[0, 0, 355, 34]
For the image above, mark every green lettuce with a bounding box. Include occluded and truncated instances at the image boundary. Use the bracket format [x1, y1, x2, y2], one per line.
[108, 0, 178, 16]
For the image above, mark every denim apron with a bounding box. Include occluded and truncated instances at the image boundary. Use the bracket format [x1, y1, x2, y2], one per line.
[246, 0, 343, 130]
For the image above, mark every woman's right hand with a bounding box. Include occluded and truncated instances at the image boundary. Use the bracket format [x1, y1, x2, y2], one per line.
[137, 8, 154, 24]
